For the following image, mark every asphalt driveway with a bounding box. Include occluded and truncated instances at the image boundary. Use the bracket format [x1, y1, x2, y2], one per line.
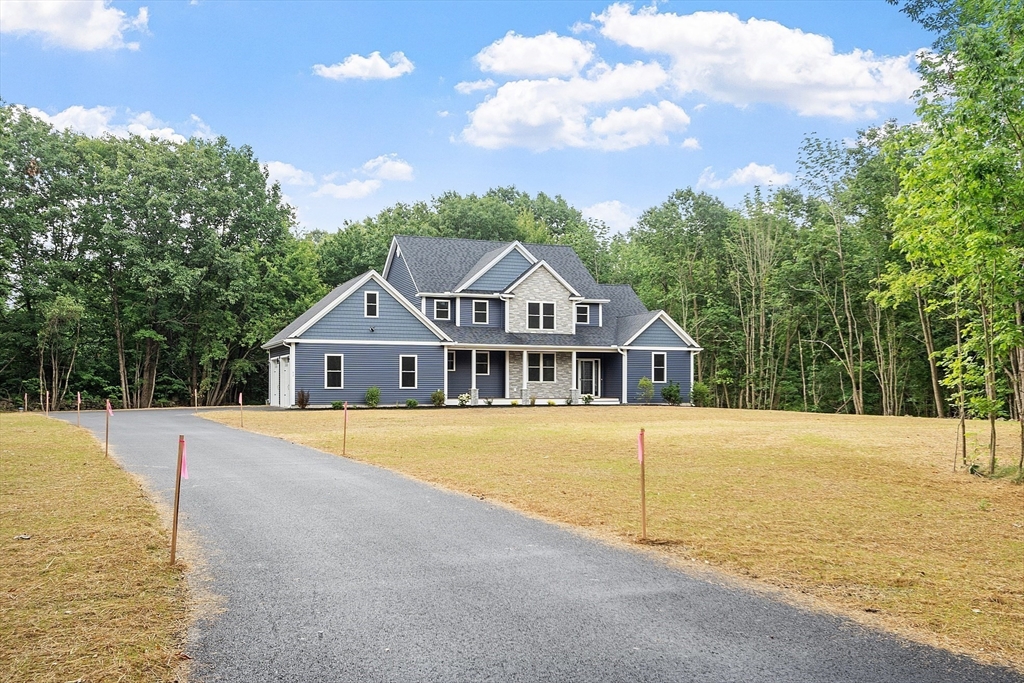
[58, 408, 1022, 682]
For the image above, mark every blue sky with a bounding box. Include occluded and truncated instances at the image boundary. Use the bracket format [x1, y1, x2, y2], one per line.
[0, 1, 932, 232]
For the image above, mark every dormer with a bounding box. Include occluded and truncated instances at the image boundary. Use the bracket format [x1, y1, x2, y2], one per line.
[503, 261, 580, 335]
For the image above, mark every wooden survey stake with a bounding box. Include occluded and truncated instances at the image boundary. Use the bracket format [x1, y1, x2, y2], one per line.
[104, 399, 112, 457]
[170, 434, 184, 565]
[45, 390, 49, 416]
[239, 392, 244, 428]
[24, 393, 28, 412]
[638, 428, 647, 541]
[77, 392, 81, 426]
[343, 401, 348, 455]
[194, 388, 198, 415]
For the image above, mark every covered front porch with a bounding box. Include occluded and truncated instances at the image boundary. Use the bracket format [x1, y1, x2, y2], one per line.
[444, 348, 622, 405]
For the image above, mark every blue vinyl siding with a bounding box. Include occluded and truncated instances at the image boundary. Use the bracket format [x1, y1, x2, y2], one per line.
[427, 297, 454, 322]
[295, 343, 444, 406]
[448, 350, 505, 399]
[626, 349, 691, 404]
[459, 298, 503, 328]
[629, 318, 691, 347]
[386, 253, 419, 307]
[302, 281, 439, 342]
[577, 352, 621, 400]
[470, 250, 531, 292]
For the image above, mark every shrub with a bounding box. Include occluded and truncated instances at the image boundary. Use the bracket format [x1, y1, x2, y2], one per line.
[430, 389, 445, 407]
[637, 376, 654, 404]
[331, 400, 346, 410]
[485, 398, 494, 406]
[457, 393, 471, 407]
[661, 381, 682, 406]
[405, 398, 418, 408]
[296, 390, 310, 409]
[364, 386, 380, 408]
[529, 395, 537, 406]
[510, 400, 519, 406]
[582, 394, 594, 405]
[547, 399, 556, 406]
[565, 397, 573, 405]
[690, 381, 710, 407]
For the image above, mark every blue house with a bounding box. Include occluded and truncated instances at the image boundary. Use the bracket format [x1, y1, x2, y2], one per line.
[263, 235, 702, 407]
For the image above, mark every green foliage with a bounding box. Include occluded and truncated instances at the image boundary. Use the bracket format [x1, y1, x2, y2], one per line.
[690, 381, 711, 407]
[581, 394, 594, 405]
[331, 401, 346, 410]
[457, 392, 471, 406]
[430, 389, 445, 407]
[364, 386, 380, 408]
[661, 382, 682, 406]
[637, 377, 654, 404]
[405, 398, 418, 408]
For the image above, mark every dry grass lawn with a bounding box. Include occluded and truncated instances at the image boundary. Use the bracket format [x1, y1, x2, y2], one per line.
[207, 405, 1024, 671]
[0, 413, 189, 682]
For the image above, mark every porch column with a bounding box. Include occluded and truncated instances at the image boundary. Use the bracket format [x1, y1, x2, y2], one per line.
[471, 349, 479, 405]
[620, 349, 628, 404]
[443, 346, 449, 403]
[570, 351, 578, 405]
[521, 350, 528, 402]
[504, 351, 510, 399]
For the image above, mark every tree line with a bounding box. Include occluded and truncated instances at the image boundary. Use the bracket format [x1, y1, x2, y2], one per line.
[1, 0, 1020, 472]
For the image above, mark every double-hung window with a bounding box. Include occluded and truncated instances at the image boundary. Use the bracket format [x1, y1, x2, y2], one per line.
[473, 300, 488, 325]
[652, 352, 667, 383]
[400, 355, 417, 389]
[527, 353, 555, 382]
[476, 351, 490, 375]
[325, 354, 344, 388]
[364, 291, 379, 318]
[576, 305, 590, 325]
[528, 302, 555, 330]
[434, 299, 450, 320]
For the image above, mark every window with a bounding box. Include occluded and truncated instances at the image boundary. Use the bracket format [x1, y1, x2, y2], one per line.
[325, 354, 344, 388]
[473, 300, 488, 325]
[652, 352, 667, 383]
[576, 305, 590, 325]
[434, 299, 450, 320]
[528, 353, 556, 382]
[400, 355, 417, 389]
[476, 351, 490, 375]
[447, 351, 456, 372]
[364, 291, 379, 318]
[528, 302, 555, 330]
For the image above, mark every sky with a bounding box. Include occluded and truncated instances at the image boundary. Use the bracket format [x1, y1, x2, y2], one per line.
[0, 1, 933, 233]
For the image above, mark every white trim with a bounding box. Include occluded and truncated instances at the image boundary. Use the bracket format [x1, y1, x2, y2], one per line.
[571, 350, 577, 394]
[626, 345, 701, 351]
[291, 339, 444, 347]
[364, 290, 380, 318]
[420, 296, 426, 316]
[689, 351, 695, 401]
[448, 350, 456, 372]
[418, 292, 505, 299]
[504, 260, 581, 297]
[324, 353, 344, 389]
[476, 350, 490, 376]
[434, 299, 451, 321]
[455, 297, 461, 327]
[622, 310, 701, 349]
[527, 352, 557, 383]
[598, 303, 603, 328]
[576, 304, 590, 325]
[289, 342, 296, 407]
[527, 300, 557, 331]
[399, 354, 418, 389]
[454, 241, 538, 293]
[443, 346, 449, 400]
[652, 352, 667, 383]
[620, 348, 628, 404]
[521, 350, 527, 394]
[504, 350, 510, 399]
[382, 237, 399, 280]
[472, 299, 489, 325]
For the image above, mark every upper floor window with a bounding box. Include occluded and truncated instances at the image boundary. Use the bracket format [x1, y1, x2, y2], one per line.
[576, 305, 590, 325]
[364, 291, 379, 318]
[652, 352, 667, 383]
[325, 354, 344, 388]
[528, 302, 555, 330]
[434, 299, 450, 320]
[473, 300, 489, 325]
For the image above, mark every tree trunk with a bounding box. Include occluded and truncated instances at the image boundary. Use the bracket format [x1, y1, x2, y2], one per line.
[916, 290, 945, 418]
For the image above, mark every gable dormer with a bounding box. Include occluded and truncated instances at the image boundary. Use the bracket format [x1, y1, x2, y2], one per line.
[504, 261, 580, 335]
[455, 241, 536, 293]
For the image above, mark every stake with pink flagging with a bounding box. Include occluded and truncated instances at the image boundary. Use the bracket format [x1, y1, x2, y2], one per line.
[104, 399, 113, 457]
[239, 391, 244, 428]
[170, 434, 189, 565]
[638, 428, 647, 541]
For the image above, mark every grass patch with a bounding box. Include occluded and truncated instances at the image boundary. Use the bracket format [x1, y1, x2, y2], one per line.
[205, 406, 1024, 671]
[0, 413, 189, 682]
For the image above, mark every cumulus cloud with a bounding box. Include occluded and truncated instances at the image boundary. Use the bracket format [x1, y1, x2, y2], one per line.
[681, 137, 701, 150]
[455, 79, 496, 94]
[266, 161, 315, 187]
[0, 0, 148, 51]
[475, 31, 595, 77]
[313, 51, 414, 80]
[461, 61, 682, 151]
[582, 200, 636, 232]
[697, 162, 793, 189]
[361, 154, 414, 181]
[26, 105, 192, 143]
[593, 4, 919, 119]
[314, 179, 383, 199]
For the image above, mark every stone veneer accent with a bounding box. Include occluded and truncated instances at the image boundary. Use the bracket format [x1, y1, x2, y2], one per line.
[508, 351, 574, 400]
[507, 266, 574, 335]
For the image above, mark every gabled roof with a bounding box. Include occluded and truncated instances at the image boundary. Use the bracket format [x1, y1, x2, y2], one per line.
[504, 260, 581, 297]
[454, 241, 536, 292]
[620, 310, 702, 349]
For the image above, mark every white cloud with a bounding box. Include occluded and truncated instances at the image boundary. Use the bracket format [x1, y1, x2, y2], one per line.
[594, 4, 920, 119]
[314, 179, 383, 199]
[361, 154, 414, 181]
[26, 105, 189, 143]
[189, 114, 215, 140]
[0, 0, 148, 51]
[454, 79, 496, 94]
[312, 51, 414, 81]
[697, 162, 793, 189]
[681, 137, 701, 150]
[266, 161, 315, 187]
[437, 110, 450, 117]
[692, 103, 707, 112]
[475, 31, 595, 77]
[582, 200, 636, 232]
[461, 61, 682, 151]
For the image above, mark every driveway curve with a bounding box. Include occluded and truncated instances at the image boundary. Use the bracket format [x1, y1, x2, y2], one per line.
[59, 408, 1021, 682]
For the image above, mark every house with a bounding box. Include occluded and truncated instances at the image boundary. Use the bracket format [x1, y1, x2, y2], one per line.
[262, 235, 701, 407]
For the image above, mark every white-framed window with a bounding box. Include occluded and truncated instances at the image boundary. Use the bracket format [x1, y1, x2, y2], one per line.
[325, 354, 344, 388]
[652, 352, 667, 383]
[576, 304, 590, 325]
[364, 291, 379, 318]
[399, 355, 417, 389]
[473, 299, 489, 325]
[528, 302, 555, 330]
[447, 351, 456, 372]
[528, 352, 556, 382]
[476, 351, 490, 376]
[434, 299, 450, 320]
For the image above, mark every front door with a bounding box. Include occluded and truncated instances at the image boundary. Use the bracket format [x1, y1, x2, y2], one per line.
[578, 359, 600, 397]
